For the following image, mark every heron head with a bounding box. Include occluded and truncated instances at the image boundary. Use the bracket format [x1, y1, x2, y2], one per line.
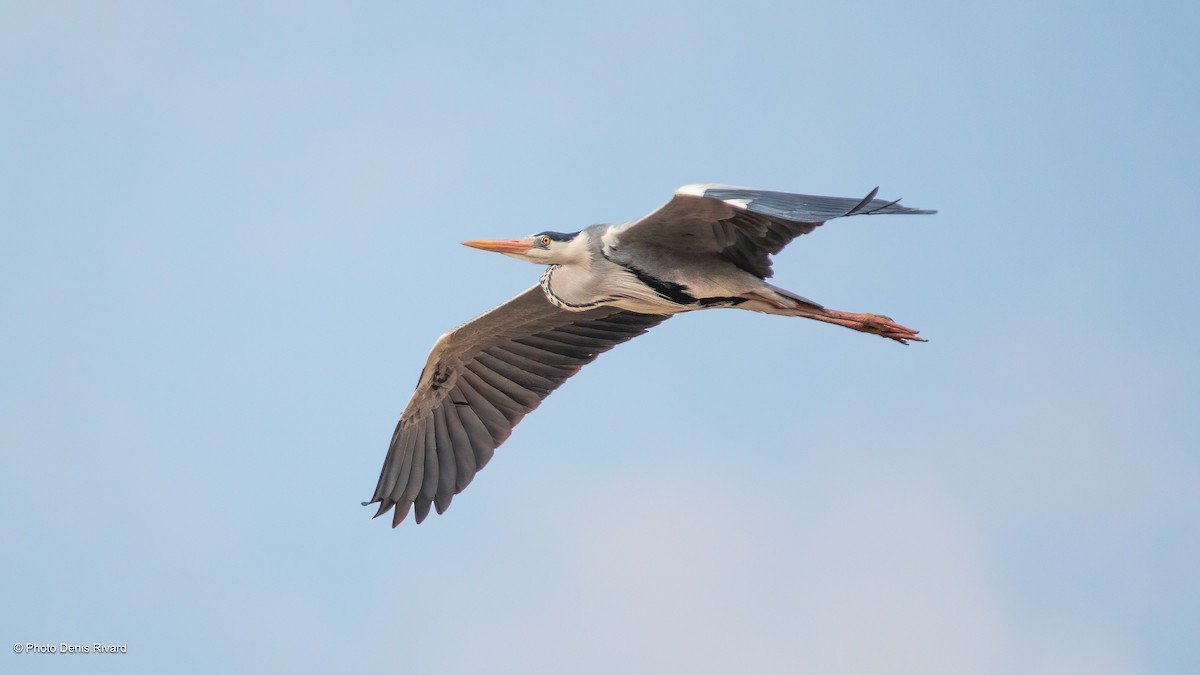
[461, 230, 583, 265]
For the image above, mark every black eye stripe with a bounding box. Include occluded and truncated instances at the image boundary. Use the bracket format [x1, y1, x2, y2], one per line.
[533, 230, 579, 243]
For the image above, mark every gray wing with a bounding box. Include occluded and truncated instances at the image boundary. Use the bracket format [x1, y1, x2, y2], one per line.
[610, 184, 937, 278]
[369, 285, 670, 526]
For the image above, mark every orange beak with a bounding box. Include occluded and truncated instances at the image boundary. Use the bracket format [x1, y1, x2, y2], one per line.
[460, 238, 534, 254]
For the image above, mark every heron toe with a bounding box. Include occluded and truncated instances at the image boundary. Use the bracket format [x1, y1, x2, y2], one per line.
[822, 309, 926, 344]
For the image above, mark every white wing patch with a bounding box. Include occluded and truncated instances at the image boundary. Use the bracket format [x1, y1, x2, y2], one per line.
[600, 221, 628, 253]
[674, 184, 711, 197]
[675, 184, 754, 209]
[676, 183, 741, 197]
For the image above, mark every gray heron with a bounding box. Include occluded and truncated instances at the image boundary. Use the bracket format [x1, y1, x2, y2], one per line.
[368, 184, 935, 526]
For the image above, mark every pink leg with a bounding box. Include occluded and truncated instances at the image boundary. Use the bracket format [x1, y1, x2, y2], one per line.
[814, 308, 926, 344]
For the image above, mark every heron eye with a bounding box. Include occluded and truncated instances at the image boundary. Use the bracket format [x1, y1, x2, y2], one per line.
[540, 235, 552, 247]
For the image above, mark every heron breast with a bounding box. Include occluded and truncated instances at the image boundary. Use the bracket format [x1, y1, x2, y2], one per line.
[539, 266, 617, 311]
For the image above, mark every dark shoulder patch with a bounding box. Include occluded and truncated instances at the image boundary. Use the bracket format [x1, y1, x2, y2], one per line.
[695, 296, 747, 307]
[602, 251, 696, 305]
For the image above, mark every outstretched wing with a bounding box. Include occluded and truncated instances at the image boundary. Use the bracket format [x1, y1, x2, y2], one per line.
[608, 185, 936, 279]
[369, 285, 670, 526]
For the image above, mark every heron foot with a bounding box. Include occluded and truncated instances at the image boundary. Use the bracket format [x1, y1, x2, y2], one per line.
[820, 309, 926, 344]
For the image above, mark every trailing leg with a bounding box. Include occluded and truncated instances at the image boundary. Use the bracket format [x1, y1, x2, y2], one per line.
[739, 285, 925, 344]
[803, 308, 925, 344]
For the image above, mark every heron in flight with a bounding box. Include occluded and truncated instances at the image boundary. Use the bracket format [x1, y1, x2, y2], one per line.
[368, 184, 935, 526]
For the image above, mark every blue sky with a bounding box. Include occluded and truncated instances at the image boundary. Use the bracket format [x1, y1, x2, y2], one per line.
[2, 1, 1197, 673]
